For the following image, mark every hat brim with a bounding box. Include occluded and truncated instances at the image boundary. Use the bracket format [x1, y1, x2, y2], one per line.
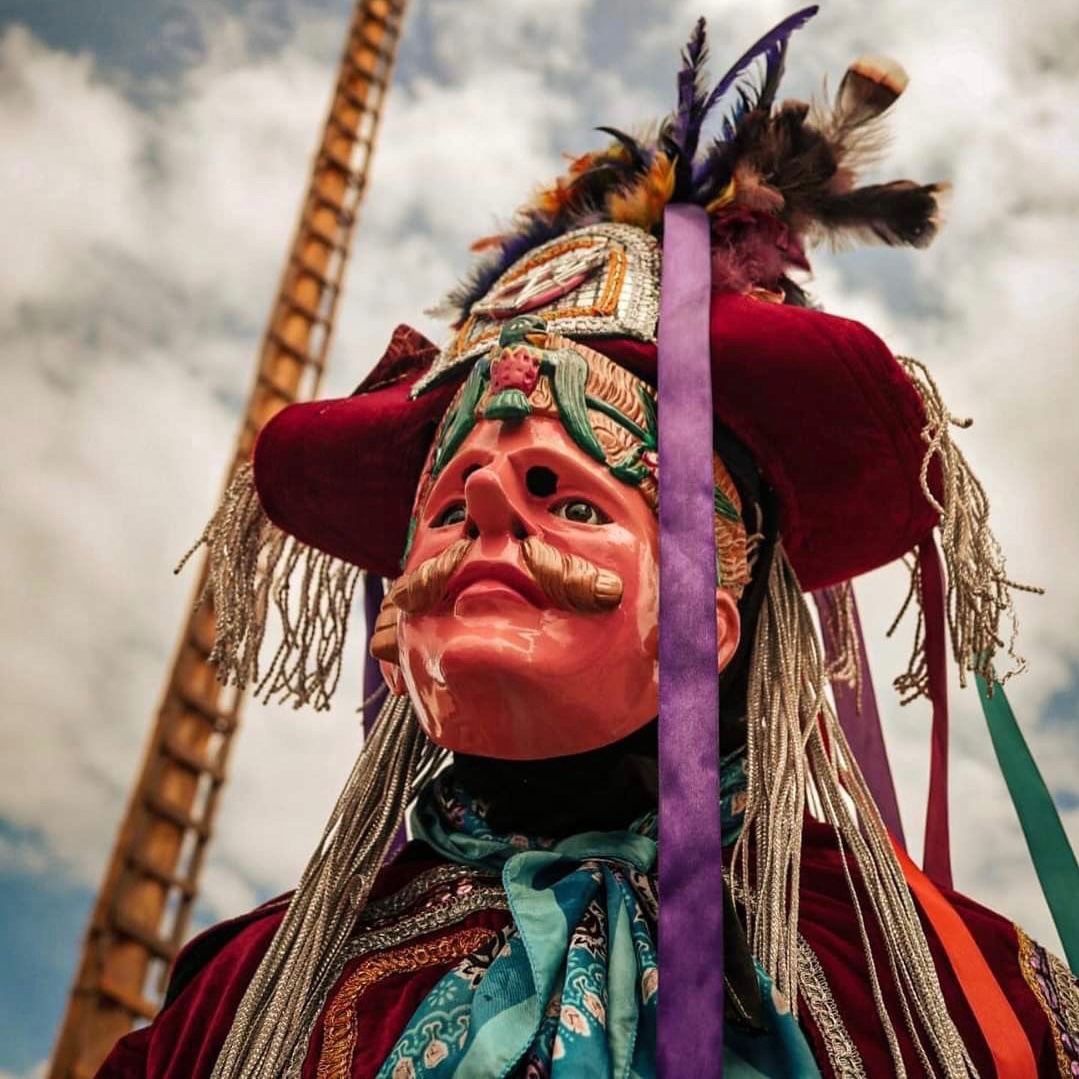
[253, 295, 939, 590]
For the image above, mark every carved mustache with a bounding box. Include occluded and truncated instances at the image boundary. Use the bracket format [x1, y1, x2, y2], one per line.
[388, 536, 624, 616]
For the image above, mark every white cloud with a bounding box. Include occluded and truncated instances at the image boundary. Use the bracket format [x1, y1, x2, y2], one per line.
[0, 0, 590, 924]
[0, 0, 1075, 975]
[0, 1061, 47, 1079]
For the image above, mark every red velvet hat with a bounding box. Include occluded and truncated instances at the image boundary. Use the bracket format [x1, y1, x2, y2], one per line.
[254, 292, 937, 591]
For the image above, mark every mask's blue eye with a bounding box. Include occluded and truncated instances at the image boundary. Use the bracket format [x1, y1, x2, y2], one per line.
[552, 499, 608, 526]
[433, 502, 466, 527]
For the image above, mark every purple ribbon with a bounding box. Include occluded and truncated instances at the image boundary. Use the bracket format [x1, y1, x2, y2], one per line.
[657, 204, 724, 1073]
[362, 573, 407, 856]
[362, 572, 385, 736]
[813, 586, 906, 848]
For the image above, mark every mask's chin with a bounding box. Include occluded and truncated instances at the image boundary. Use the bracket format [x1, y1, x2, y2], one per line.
[398, 613, 659, 760]
[412, 683, 657, 760]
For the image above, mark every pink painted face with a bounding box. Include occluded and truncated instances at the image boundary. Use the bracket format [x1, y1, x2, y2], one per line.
[390, 414, 661, 760]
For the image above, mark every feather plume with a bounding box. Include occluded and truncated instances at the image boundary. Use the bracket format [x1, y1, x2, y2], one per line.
[673, 18, 710, 151]
[607, 152, 676, 231]
[836, 55, 908, 127]
[817, 180, 948, 247]
[703, 6, 819, 122]
[814, 55, 910, 189]
[442, 8, 947, 322]
[672, 18, 713, 196]
[594, 126, 649, 173]
[690, 7, 817, 197]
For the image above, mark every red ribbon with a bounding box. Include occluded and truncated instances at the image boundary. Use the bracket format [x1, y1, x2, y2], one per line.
[920, 537, 952, 888]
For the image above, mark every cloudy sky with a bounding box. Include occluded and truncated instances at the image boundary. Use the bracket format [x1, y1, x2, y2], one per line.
[2, 0, 1077, 1073]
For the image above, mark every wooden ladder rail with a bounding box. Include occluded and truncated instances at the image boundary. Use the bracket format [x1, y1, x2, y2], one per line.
[47, 2, 407, 1074]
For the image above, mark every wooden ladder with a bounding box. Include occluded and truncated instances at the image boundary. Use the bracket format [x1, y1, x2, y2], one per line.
[47, 2, 407, 1073]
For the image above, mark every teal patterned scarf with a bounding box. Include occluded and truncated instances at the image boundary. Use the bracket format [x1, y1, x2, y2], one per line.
[376, 767, 820, 1078]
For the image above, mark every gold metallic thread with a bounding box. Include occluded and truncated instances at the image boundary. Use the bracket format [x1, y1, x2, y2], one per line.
[733, 543, 979, 1076]
[177, 462, 361, 712]
[891, 356, 1042, 699]
[316, 928, 495, 1079]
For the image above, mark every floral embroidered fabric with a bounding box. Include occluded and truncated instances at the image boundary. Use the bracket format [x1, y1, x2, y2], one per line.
[376, 775, 820, 1078]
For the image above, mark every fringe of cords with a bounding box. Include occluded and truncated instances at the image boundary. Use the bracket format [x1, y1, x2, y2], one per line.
[209, 692, 447, 1079]
[733, 546, 978, 1077]
[176, 463, 361, 711]
[890, 357, 1041, 702]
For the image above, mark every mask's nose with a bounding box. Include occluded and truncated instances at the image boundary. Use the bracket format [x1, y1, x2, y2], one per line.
[463, 467, 529, 542]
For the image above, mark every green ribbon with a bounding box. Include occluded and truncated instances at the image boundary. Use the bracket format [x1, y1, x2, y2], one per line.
[976, 675, 1079, 974]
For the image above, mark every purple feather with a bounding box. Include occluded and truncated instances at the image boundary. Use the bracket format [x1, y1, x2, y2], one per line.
[703, 5, 819, 118]
[690, 6, 818, 193]
[672, 18, 711, 163]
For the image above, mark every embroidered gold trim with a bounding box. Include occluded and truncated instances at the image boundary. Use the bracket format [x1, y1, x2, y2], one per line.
[1017, 925, 1079, 1076]
[797, 937, 867, 1078]
[1046, 943, 1079, 1035]
[444, 241, 628, 365]
[315, 927, 496, 1079]
[360, 864, 501, 925]
[415, 224, 660, 394]
[288, 872, 509, 1076]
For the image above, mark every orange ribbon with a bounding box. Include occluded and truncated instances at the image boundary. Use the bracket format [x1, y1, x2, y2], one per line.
[892, 837, 1037, 1077]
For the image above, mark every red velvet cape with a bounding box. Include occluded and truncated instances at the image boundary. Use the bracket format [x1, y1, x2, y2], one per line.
[96, 824, 1070, 1078]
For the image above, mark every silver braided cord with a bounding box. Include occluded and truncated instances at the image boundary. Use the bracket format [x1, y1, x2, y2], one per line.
[177, 463, 362, 712]
[734, 545, 979, 1077]
[210, 693, 446, 1079]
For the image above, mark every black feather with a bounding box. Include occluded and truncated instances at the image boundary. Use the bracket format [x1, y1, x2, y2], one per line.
[818, 181, 944, 247]
[595, 126, 649, 173]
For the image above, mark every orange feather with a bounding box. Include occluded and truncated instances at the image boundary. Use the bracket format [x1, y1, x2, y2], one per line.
[607, 153, 676, 230]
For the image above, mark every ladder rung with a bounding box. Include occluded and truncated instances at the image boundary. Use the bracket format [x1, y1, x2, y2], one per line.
[267, 330, 322, 371]
[280, 292, 332, 327]
[342, 54, 389, 91]
[301, 216, 349, 255]
[316, 144, 362, 180]
[307, 188, 354, 227]
[110, 911, 180, 963]
[334, 80, 375, 117]
[339, 83, 385, 121]
[160, 735, 226, 783]
[326, 110, 363, 144]
[172, 684, 230, 730]
[351, 6, 394, 37]
[144, 793, 213, 840]
[257, 369, 299, 403]
[289, 252, 340, 292]
[124, 851, 198, 898]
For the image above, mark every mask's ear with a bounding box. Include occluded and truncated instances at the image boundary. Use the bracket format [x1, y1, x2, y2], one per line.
[716, 587, 741, 674]
[370, 591, 407, 694]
